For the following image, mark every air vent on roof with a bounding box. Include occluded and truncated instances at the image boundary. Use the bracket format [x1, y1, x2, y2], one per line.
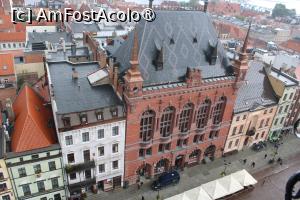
[205, 40, 218, 65]
[153, 47, 163, 71]
[170, 37, 175, 45]
[193, 37, 197, 43]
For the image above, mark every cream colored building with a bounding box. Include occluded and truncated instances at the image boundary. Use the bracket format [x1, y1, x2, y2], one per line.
[224, 61, 278, 154]
[0, 123, 15, 200]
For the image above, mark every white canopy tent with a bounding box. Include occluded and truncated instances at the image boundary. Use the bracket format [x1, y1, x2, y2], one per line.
[166, 169, 257, 200]
[231, 169, 258, 187]
[218, 174, 244, 194]
[184, 187, 213, 200]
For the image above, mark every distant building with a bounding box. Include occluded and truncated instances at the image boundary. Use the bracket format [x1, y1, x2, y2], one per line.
[265, 66, 299, 141]
[48, 0, 64, 10]
[26, 32, 73, 51]
[224, 61, 278, 154]
[0, 114, 15, 200]
[46, 60, 126, 198]
[0, 32, 26, 51]
[6, 85, 66, 200]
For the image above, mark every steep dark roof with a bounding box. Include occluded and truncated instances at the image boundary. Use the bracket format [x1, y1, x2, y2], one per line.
[48, 61, 123, 114]
[113, 11, 233, 86]
[234, 61, 278, 113]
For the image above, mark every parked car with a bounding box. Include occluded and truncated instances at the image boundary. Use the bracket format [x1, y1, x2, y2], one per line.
[151, 171, 180, 190]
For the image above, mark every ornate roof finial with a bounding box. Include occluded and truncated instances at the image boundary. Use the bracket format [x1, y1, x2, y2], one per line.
[241, 21, 252, 53]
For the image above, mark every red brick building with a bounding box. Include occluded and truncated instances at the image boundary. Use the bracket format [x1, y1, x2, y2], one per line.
[110, 11, 249, 184]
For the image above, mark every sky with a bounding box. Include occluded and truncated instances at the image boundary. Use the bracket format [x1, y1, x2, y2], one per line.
[126, 0, 300, 14]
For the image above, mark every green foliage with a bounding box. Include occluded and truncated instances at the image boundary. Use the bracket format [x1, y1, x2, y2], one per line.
[272, 3, 296, 18]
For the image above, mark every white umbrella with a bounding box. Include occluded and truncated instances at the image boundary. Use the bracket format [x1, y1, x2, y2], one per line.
[231, 169, 258, 187]
[218, 174, 244, 195]
[184, 187, 213, 200]
[201, 180, 228, 199]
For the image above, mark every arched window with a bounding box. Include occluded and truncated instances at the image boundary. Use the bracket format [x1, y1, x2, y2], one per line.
[212, 96, 226, 125]
[179, 103, 193, 133]
[160, 107, 175, 137]
[140, 110, 155, 141]
[196, 99, 211, 128]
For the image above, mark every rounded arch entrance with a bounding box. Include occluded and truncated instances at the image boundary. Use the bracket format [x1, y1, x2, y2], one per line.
[154, 158, 170, 175]
[136, 163, 152, 180]
[204, 145, 216, 162]
[189, 149, 202, 164]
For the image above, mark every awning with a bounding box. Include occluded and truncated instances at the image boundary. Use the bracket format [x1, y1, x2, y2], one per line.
[218, 175, 244, 194]
[231, 169, 257, 187]
[184, 187, 213, 200]
[166, 169, 257, 200]
[201, 180, 228, 199]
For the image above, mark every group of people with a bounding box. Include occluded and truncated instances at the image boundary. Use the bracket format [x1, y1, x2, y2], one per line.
[242, 153, 283, 168]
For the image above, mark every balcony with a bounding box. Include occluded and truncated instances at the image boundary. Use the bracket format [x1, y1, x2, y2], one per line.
[160, 134, 172, 143]
[211, 123, 221, 130]
[246, 128, 256, 136]
[195, 127, 205, 135]
[65, 160, 95, 174]
[140, 139, 152, 149]
[178, 131, 189, 139]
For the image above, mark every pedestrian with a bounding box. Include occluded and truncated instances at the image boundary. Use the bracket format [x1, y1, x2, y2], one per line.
[137, 182, 141, 190]
[243, 159, 247, 164]
[251, 161, 256, 168]
[262, 178, 266, 186]
[142, 195, 145, 200]
[264, 154, 267, 159]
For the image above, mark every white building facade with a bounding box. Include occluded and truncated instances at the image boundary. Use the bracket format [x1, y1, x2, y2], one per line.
[47, 61, 126, 199]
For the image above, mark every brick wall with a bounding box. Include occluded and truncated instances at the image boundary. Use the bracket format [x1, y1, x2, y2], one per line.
[123, 79, 237, 184]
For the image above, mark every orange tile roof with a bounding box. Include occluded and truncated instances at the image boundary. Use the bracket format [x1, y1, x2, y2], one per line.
[0, 53, 14, 75]
[0, 32, 25, 42]
[0, 14, 15, 31]
[281, 39, 300, 54]
[12, 85, 57, 152]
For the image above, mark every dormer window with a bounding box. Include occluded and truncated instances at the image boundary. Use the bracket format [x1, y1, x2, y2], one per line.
[96, 111, 104, 121]
[193, 37, 197, 43]
[110, 107, 118, 117]
[170, 38, 175, 45]
[79, 113, 88, 124]
[62, 117, 71, 127]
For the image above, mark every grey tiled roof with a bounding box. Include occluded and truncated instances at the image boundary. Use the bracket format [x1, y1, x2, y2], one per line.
[27, 32, 73, 46]
[46, 47, 90, 62]
[234, 61, 278, 113]
[105, 37, 125, 56]
[48, 61, 123, 114]
[113, 11, 233, 86]
[69, 22, 100, 33]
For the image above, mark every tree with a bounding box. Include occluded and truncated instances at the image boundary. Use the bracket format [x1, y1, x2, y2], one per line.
[189, 0, 199, 7]
[272, 3, 296, 18]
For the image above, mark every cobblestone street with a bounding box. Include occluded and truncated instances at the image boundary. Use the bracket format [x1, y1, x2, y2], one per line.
[87, 134, 300, 200]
